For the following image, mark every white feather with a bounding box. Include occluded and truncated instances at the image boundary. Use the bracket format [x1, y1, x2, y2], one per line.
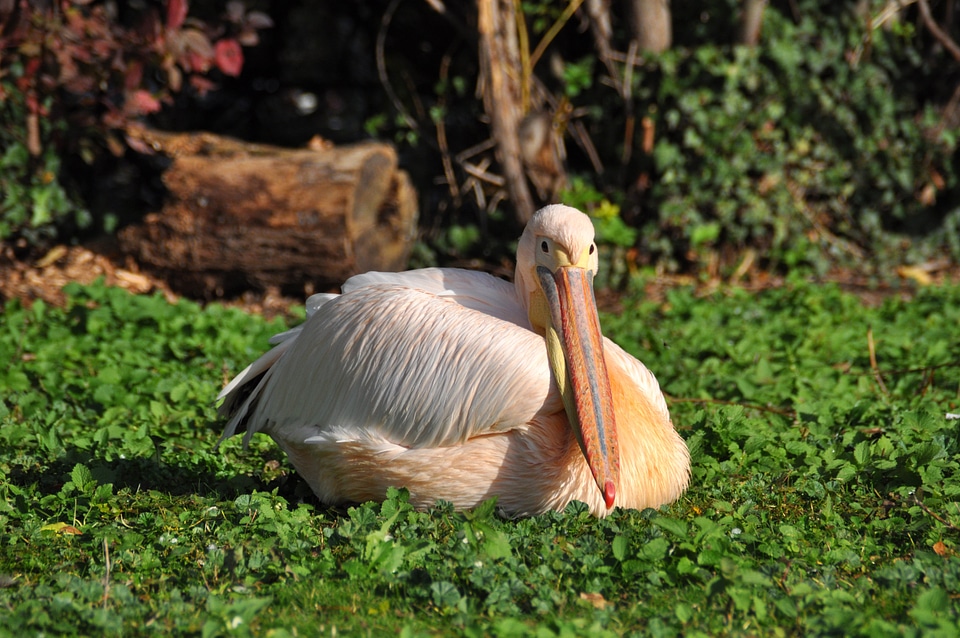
[219, 269, 559, 450]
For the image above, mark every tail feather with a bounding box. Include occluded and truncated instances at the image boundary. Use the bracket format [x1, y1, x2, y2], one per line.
[217, 328, 300, 444]
[218, 292, 340, 444]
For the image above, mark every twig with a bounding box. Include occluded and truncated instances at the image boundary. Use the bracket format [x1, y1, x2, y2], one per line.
[465, 176, 486, 209]
[568, 116, 604, 174]
[436, 49, 461, 204]
[867, 326, 890, 397]
[478, 0, 536, 223]
[584, 0, 622, 95]
[512, 0, 532, 112]
[455, 138, 497, 163]
[918, 0, 960, 64]
[529, 0, 587, 71]
[911, 492, 960, 532]
[879, 361, 960, 376]
[377, 0, 418, 131]
[530, 77, 603, 174]
[665, 395, 797, 419]
[621, 38, 639, 165]
[486, 188, 508, 214]
[461, 159, 506, 187]
[850, 0, 918, 68]
[102, 538, 111, 609]
[730, 248, 757, 284]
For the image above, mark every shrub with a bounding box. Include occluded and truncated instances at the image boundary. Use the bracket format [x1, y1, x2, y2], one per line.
[626, 5, 959, 273]
[0, 0, 270, 246]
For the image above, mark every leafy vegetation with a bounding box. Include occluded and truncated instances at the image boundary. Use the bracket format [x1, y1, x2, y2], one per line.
[0, 0, 270, 244]
[4, 1, 957, 278]
[372, 0, 960, 274]
[2, 280, 959, 635]
[632, 5, 959, 273]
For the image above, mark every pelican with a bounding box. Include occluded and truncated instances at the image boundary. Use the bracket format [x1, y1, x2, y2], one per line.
[218, 204, 689, 517]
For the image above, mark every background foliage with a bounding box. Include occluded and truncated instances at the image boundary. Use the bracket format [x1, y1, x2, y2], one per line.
[1, 0, 958, 277]
[0, 0, 269, 244]
[635, 7, 959, 273]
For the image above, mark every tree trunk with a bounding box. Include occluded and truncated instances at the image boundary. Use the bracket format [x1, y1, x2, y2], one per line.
[630, 0, 672, 54]
[739, 0, 767, 46]
[477, 0, 536, 224]
[118, 127, 418, 298]
[585, 0, 620, 91]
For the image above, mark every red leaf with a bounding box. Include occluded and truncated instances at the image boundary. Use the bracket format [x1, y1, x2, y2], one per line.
[185, 50, 211, 74]
[125, 134, 156, 156]
[166, 0, 189, 31]
[124, 60, 144, 91]
[214, 38, 243, 77]
[126, 89, 162, 116]
[189, 75, 217, 96]
[23, 57, 41, 79]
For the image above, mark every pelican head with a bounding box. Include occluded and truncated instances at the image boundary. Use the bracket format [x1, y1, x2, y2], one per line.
[516, 205, 620, 510]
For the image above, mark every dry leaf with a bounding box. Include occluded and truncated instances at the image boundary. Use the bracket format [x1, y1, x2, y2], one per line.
[897, 265, 933, 286]
[41, 522, 82, 535]
[36, 245, 68, 268]
[580, 592, 611, 610]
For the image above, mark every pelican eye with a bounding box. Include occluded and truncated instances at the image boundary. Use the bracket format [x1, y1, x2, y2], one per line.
[540, 240, 549, 253]
[589, 243, 596, 255]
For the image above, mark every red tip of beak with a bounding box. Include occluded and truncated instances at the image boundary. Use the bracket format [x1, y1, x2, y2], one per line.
[603, 480, 616, 509]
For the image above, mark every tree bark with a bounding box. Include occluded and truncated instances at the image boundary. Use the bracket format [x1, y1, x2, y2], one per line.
[630, 0, 672, 54]
[585, 0, 620, 91]
[477, 0, 536, 224]
[739, 0, 767, 46]
[118, 127, 418, 297]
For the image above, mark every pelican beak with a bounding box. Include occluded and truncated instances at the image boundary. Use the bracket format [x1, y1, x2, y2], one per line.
[537, 265, 620, 509]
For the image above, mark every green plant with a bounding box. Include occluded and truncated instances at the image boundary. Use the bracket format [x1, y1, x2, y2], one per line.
[0, 78, 88, 244]
[627, 6, 959, 273]
[0, 0, 270, 245]
[3, 279, 959, 634]
[559, 176, 637, 288]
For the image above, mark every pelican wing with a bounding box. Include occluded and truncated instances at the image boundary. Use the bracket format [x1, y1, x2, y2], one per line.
[219, 269, 556, 451]
[341, 268, 529, 327]
[264, 269, 527, 347]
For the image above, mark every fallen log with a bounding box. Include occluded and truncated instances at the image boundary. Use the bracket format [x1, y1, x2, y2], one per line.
[118, 126, 419, 297]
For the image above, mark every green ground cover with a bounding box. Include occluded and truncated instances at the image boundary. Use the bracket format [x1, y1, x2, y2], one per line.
[1, 280, 959, 636]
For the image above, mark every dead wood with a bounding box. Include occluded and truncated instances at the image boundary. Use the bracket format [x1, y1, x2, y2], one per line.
[119, 127, 418, 298]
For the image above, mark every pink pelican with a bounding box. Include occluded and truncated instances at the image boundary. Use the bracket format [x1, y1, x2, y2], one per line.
[218, 204, 689, 516]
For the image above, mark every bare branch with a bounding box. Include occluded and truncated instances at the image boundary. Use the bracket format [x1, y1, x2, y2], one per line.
[918, 0, 960, 64]
[422, 0, 446, 14]
[529, 0, 587, 72]
[377, 0, 418, 131]
[584, 0, 622, 94]
[478, 0, 536, 223]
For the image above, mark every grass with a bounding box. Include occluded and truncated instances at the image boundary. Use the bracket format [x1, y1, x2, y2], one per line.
[1, 278, 959, 636]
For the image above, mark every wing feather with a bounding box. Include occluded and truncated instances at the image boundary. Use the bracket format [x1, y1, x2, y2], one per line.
[343, 268, 529, 327]
[222, 276, 557, 451]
